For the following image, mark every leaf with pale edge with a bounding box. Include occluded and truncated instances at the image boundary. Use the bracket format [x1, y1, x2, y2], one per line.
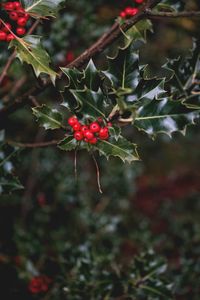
[22, 0, 64, 17]
[134, 98, 200, 138]
[164, 40, 200, 109]
[97, 136, 139, 164]
[58, 136, 77, 151]
[9, 35, 57, 83]
[0, 144, 23, 195]
[68, 88, 108, 119]
[32, 105, 63, 130]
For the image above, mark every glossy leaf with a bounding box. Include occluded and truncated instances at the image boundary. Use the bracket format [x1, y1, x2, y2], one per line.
[22, 0, 64, 17]
[134, 98, 200, 137]
[32, 105, 63, 130]
[9, 35, 57, 83]
[58, 136, 77, 151]
[69, 89, 108, 119]
[97, 136, 139, 163]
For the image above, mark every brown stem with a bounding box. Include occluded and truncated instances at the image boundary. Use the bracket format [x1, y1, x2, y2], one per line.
[146, 10, 200, 19]
[92, 154, 103, 194]
[7, 139, 59, 148]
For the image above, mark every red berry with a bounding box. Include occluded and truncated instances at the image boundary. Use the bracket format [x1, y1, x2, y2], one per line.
[16, 27, 26, 36]
[89, 137, 98, 145]
[0, 31, 7, 41]
[3, 2, 14, 11]
[107, 122, 112, 127]
[135, 0, 144, 3]
[130, 8, 139, 16]
[68, 116, 78, 126]
[17, 17, 27, 27]
[13, 1, 22, 9]
[81, 125, 88, 133]
[74, 131, 83, 141]
[120, 11, 126, 18]
[89, 122, 100, 133]
[73, 122, 81, 131]
[9, 12, 19, 21]
[7, 33, 15, 41]
[97, 117, 103, 123]
[84, 130, 94, 140]
[125, 7, 133, 15]
[99, 128, 109, 140]
[84, 138, 89, 143]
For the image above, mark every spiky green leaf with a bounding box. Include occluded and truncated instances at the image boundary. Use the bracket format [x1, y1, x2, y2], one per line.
[22, 0, 64, 17]
[9, 35, 57, 83]
[32, 105, 63, 130]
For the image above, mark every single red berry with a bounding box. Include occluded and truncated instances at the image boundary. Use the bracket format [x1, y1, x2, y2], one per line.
[16, 27, 26, 36]
[74, 131, 83, 141]
[0, 31, 7, 41]
[9, 12, 19, 21]
[120, 11, 126, 18]
[99, 127, 109, 140]
[89, 137, 98, 144]
[135, 0, 144, 3]
[7, 33, 15, 41]
[17, 17, 27, 27]
[3, 2, 14, 11]
[90, 122, 101, 133]
[66, 51, 75, 63]
[125, 7, 133, 15]
[73, 122, 81, 131]
[13, 1, 22, 9]
[130, 8, 139, 16]
[107, 122, 112, 127]
[2, 23, 12, 32]
[97, 117, 103, 123]
[68, 116, 78, 126]
[81, 125, 88, 133]
[84, 130, 94, 140]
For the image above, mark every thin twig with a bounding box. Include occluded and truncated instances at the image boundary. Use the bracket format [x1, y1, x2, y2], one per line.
[74, 149, 78, 180]
[146, 10, 200, 19]
[92, 153, 103, 194]
[7, 139, 59, 148]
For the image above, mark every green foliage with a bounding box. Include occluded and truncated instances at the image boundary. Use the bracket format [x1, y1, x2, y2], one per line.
[22, 0, 64, 17]
[10, 35, 57, 82]
[32, 105, 63, 130]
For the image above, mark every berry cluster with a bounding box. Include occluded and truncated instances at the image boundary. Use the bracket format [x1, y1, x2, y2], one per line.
[119, 0, 144, 19]
[68, 116, 111, 145]
[28, 275, 52, 294]
[0, 1, 30, 42]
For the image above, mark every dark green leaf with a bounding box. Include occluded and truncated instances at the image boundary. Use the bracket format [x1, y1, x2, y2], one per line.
[32, 105, 63, 130]
[22, 0, 64, 17]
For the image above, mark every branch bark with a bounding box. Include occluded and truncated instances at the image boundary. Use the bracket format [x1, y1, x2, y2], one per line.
[146, 10, 200, 19]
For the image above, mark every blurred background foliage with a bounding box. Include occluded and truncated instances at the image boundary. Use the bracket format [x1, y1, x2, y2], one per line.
[0, 0, 200, 299]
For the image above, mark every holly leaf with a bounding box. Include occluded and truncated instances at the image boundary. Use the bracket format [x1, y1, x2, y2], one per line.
[134, 98, 200, 138]
[22, 0, 64, 18]
[68, 89, 108, 119]
[83, 60, 103, 91]
[103, 44, 140, 95]
[58, 136, 77, 151]
[0, 144, 23, 195]
[97, 136, 139, 164]
[61, 68, 84, 89]
[165, 40, 200, 109]
[32, 105, 63, 130]
[9, 35, 57, 83]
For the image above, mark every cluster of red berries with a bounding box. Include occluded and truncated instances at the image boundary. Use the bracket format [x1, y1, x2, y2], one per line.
[28, 275, 52, 294]
[68, 116, 111, 145]
[0, 1, 30, 42]
[119, 0, 144, 19]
